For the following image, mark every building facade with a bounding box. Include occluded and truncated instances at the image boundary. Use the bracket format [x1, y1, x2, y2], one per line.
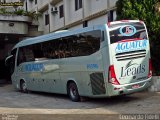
[0, 0, 117, 81]
[23, 0, 117, 33]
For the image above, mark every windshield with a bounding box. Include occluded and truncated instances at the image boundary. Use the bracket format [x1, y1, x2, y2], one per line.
[109, 22, 147, 44]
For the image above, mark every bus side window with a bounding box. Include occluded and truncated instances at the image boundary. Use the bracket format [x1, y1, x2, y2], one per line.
[75, 30, 101, 56]
[38, 30, 101, 59]
[33, 43, 44, 59]
[17, 46, 35, 66]
[24, 47, 35, 62]
[17, 47, 26, 66]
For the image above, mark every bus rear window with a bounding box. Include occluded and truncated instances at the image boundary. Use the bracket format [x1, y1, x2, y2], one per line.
[109, 22, 147, 44]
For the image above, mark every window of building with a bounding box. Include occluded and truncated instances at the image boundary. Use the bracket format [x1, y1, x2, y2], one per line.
[26, 1, 28, 11]
[45, 14, 49, 25]
[59, 5, 64, 18]
[108, 10, 114, 22]
[83, 21, 88, 28]
[75, 0, 82, 11]
[35, 0, 37, 4]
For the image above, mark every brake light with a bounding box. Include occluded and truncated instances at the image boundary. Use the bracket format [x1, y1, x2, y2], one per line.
[148, 59, 152, 78]
[108, 65, 120, 85]
[107, 22, 111, 27]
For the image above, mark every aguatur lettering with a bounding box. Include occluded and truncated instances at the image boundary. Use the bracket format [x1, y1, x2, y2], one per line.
[115, 39, 147, 53]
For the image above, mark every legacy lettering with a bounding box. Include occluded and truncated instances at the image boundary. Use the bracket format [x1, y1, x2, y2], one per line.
[121, 64, 145, 77]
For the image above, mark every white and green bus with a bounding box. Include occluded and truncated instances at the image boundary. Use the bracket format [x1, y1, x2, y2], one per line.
[6, 20, 152, 101]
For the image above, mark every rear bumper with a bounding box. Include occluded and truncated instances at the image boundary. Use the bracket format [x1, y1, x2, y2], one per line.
[109, 77, 152, 96]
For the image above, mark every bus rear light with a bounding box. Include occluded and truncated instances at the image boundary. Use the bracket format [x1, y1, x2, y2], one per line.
[107, 22, 111, 27]
[108, 65, 120, 85]
[148, 59, 152, 78]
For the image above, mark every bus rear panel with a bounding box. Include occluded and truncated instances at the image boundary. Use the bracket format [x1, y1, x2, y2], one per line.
[106, 20, 152, 96]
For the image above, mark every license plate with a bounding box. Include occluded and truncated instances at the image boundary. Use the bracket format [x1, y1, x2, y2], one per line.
[132, 84, 140, 89]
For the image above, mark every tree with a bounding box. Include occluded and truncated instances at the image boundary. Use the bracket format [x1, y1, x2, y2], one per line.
[116, 0, 160, 75]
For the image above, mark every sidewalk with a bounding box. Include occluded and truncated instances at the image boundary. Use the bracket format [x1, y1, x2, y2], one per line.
[148, 76, 160, 92]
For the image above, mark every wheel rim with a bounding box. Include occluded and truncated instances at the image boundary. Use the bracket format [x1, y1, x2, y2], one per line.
[22, 82, 27, 91]
[70, 86, 77, 99]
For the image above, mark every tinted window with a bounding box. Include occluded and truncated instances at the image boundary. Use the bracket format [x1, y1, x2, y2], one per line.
[109, 22, 147, 44]
[42, 30, 101, 59]
[17, 30, 101, 62]
[17, 46, 34, 66]
[32, 43, 44, 59]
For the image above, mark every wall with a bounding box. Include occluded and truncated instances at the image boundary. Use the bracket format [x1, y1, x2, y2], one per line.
[88, 15, 108, 26]
[27, 0, 33, 12]
[21, 0, 118, 34]
[84, 0, 108, 18]
[69, 24, 83, 30]
[64, 0, 83, 25]
[38, 0, 49, 11]
[0, 21, 28, 34]
[38, 16, 44, 32]
[50, 2, 64, 32]
[109, 0, 117, 8]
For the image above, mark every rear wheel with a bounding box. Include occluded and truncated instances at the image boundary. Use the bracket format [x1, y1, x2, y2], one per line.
[20, 80, 28, 93]
[68, 82, 80, 102]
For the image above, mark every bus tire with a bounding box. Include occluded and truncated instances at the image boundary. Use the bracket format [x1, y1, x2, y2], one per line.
[20, 80, 28, 93]
[68, 82, 80, 102]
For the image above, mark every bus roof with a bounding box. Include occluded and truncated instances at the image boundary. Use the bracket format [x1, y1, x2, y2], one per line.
[107, 20, 142, 26]
[12, 24, 105, 50]
[12, 20, 143, 50]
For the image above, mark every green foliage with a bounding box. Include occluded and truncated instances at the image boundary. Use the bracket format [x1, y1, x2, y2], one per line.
[116, 0, 160, 75]
[0, 8, 41, 20]
[24, 11, 42, 20]
[0, 8, 9, 14]
[14, 9, 25, 15]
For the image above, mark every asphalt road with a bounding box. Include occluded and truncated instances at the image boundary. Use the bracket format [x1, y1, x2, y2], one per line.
[0, 84, 160, 120]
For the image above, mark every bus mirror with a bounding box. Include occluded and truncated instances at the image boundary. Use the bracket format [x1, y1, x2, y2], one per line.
[5, 55, 13, 66]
